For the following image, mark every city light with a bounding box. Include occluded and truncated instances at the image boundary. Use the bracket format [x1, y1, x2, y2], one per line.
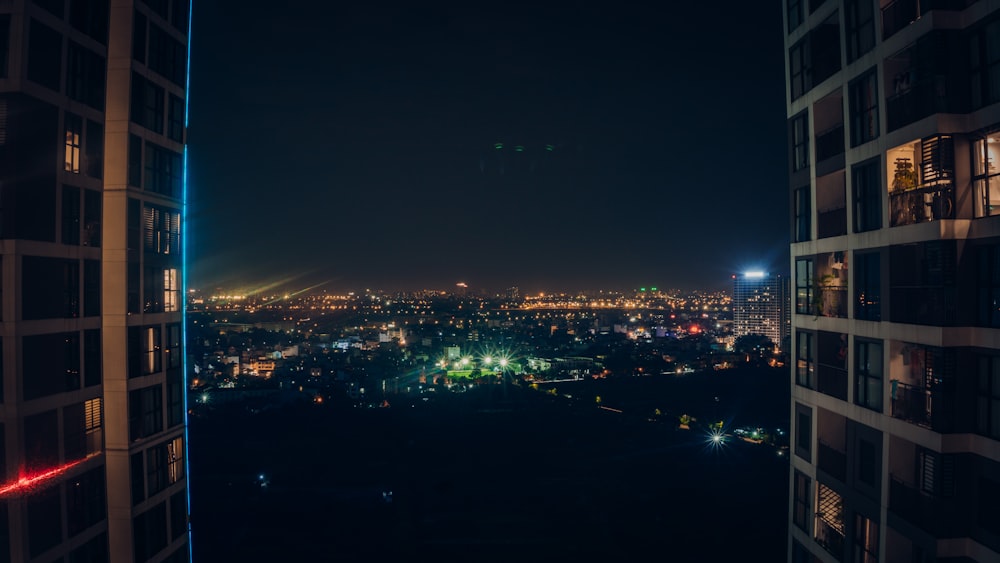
[743, 271, 766, 278]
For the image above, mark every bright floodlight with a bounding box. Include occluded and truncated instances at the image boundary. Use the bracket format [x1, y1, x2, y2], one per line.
[744, 271, 766, 278]
[461, 357, 470, 366]
[499, 358, 509, 367]
[483, 356, 493, 365]
[712, 434, 722, 443]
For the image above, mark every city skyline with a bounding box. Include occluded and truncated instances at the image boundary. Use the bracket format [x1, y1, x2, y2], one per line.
[186, 2, 790, 292]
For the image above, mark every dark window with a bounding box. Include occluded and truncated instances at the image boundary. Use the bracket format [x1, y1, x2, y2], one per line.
[143, 266, 164, 313]
[66, 42, 106, 111]
[147, 23, 186, 86]
[133, 502, 168, 562]
[22, 256, 80, 319]
[854, 251, 881, 321]
[852, 158, 881, 232]
[141, 0, 168, 20]
[855, 339, 883, 412]
[970, 19, 1000, 110]
[84, 188, 101, 246]
[166, 323, 181, 369]
[787, 0, 803, 33]
[857, 438, 877, 487]
[979, 476, 1000, 535]
[66, 466, 106, 537]
[144, 142, 183, 197]
[69, 0, 110, 44]
[133, 10, 148, 63]
[27, 486, 62, 558]
[844, 0, 875, 63]
[796, 258, 814, 314]
[168, 94, 184, 143]
[171, 0, 189, 34]
[28, 19, 62, 91]
[131, 451, 145, 506]
[796, 331, 814, 388]
[0, 15, 10, 78]
[23, 332, 80, 399]
[853, 513, 879, 563]
[791, 112, 809, 172]
[978, 245, 1000, 327]
[795, 404, 812, 462]
[789, 38, 810, 100]
[146, 441, 168, 497]
[84, 328, 101, 387]
[65, 112, 83, 174]
[129, 134, 144, 187]
[170, 490, 187, 540]
[84, 259, 100, 317]
[977, 355, 1000, 439]
[129, 385, 163, 441]
[130, 72, 164, 134]
[167, 369, 183, 428]
[817, 330, 849, 401]
[63, 185, 82, 245]
[794, 186, 811, 242]
[33, 0, 65, 18]
[793, 470, 811, 533]
[85, 120, 104, 179]
[69, 531, 109, 563]
[24, 410, 59, 473]
[889, 241, 957, 325]
[849, 68, 879, 146]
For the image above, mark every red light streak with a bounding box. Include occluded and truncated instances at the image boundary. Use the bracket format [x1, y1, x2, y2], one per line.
[0, 453, 99, 497]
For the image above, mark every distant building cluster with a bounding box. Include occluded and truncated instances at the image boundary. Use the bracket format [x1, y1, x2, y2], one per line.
[732, 272, 790, 351]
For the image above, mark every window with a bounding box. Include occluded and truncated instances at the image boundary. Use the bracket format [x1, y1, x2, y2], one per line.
[844, 0, 875, 63]
[168, 436, 184, 485]
[131, 72, 164, 134]
[854, 251, 880, 321]
[66, 466, 106, 537]
[977, 355, 1000, 439]
[856, 436, 878, 490]
[148, 22, 186, 86]
[133, 10, 148, 63]
[794, 187, 811, 242]
[66, 42, 106, 111]
[797, 331, 814, 388]
[789, 39, 811, 100]
[133, 502, 167, 562]
[788, 13, 841, 100]
[144, 266, 164, 313]
[22, 256, 79, 319]
[86, 119, 104, 179]
[144, 142, 183, 197]
[69, 0, 110, 44]
[855, 339, 883, 412]
[793, 470, 811, 533]
[170, 491, 187, 540]
[171, 0, 189, 34]
[815, 483, 844, 560]
[23, 332, 80, 400]
[852, 158, 881, 232]
[84, 329, 101, 387]
[167, 370, 183, 428]
[27, 486, 62, 558]
[0, 15, 10, 78]
[970, 19, 1000, 110]
[84, 188, 101, 246]
[24, 410, 59, 473]
[27, 20, 62, 91]
[129, 134, 144, 187]
[791, 112, 809, 172]
[164, 269, 179, 312]
[147, 441, 168, 496]
[973, 137, 1000, 218]
[796, 258, 814, 314]
[168, 94, 185, 143]
[62, 185, 81, 244]
[64, 398, 102, 459]
[129, 325, 162, 377]
[129, 385, 163, 441]
[143, 205, 181, 255]
[854, 513, 878, 563]
[131, 452, 145, 506]
[65, 113, 83, 173]
[795, 403, 812, 462]
[889, 241, 957, 326]
[70, 532, 109, 562]
[787, 0, 803, 33]
[817, 331, 848, 401]
[849, 69, 879, 146]
[166, 323, 181, 369]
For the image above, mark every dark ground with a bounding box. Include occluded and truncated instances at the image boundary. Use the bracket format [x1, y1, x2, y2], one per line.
[189, 368, 790, 562]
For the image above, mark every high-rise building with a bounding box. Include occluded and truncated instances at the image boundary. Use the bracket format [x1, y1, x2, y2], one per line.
[733, 271, 788, 349]
[785, 1, 1000, 561]
[0, 2, 190, 561]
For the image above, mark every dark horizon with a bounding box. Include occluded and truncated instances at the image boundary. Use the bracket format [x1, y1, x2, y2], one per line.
[187, 3, 790, 292]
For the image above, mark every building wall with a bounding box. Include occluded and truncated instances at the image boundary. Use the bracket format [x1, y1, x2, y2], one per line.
[786, 1, 1000, 561]
[0, 1, 190, 561]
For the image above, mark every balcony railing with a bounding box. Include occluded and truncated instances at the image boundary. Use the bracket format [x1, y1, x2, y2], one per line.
[886, 78, 954, 132]
[817, 366, 848, 401]
[817, 207, 847, 239]
[815, 124, 845, 162]
[814, 517, 845, 561]
[888, 476, 962, 536]
[889, 184, 955, 227]
[817, 286, 847, 318]
[881, 0, 974, 40]
[890, 380, 931, 427]
[817, 440, 847, 483]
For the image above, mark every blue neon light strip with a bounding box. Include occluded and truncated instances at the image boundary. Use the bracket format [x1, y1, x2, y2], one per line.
[182, 1, 193, 559]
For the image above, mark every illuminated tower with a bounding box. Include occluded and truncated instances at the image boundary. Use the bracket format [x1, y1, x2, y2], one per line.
[785, 1, 1000, 561]
[0, 2, 190, 561]
[733, 271, 785, 349]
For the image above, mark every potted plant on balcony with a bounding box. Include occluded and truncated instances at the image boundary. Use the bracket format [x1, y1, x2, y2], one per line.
[891, 158, 920, 224]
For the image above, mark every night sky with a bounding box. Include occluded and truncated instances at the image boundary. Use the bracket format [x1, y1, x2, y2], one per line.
[186, 3, 789, 294]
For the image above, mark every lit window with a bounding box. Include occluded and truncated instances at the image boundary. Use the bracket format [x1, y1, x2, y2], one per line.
[164, 269, 178, 312]
[167, 437, 184, 485]
[84, 397, 102, 455]
[65, 113, 82, 173]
